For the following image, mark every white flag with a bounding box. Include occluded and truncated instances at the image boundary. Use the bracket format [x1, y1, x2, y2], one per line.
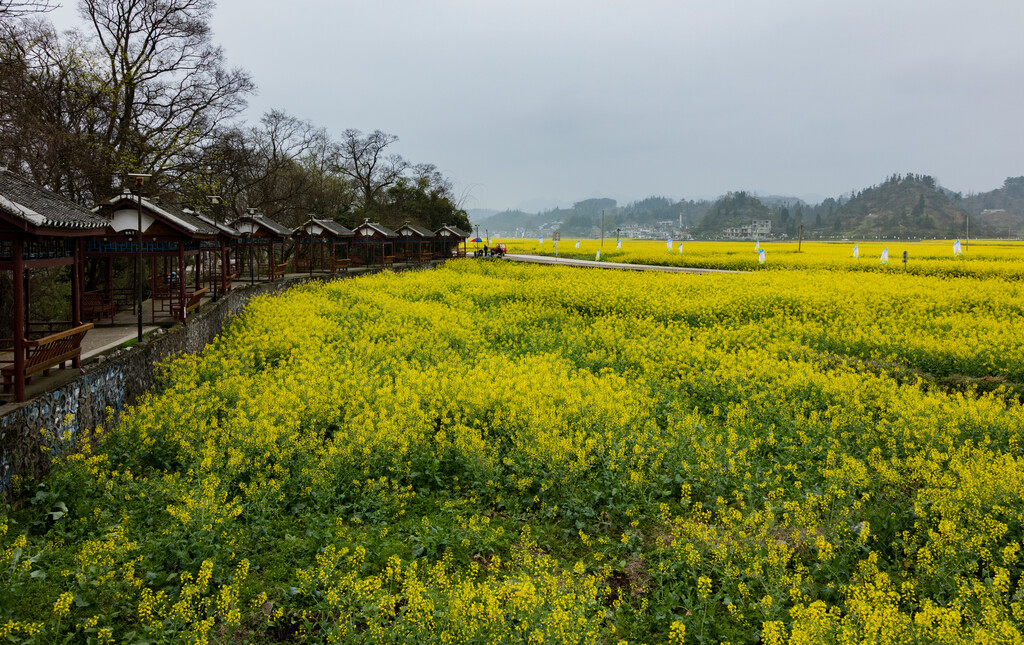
[667, 238, 673, 251]
[758, 248, 766, 265]
[678, 242, 684, 254]
[539, 237, 543, 245]
[595, 249, 601, 261]
[755, 237, 760, 251]
[853, 244, 859, 259]
[880, 247, 889, 265]
[575, 240, 581, 249]
[616, 239, 622, 250]
[953, 239, 962, 256]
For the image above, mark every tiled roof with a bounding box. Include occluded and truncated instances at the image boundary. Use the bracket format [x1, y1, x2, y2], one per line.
[231, 212, 293, 236]
[295, 218, 354, 237]
[354, 221, 398, 238]
[162, 204, 220, 236]
[97, 193, 219, 237]
[397, 223, 435, 238]
[195, 212, 241, 238]
[0, 169, 106, 230]
[436, 225, 469, 238]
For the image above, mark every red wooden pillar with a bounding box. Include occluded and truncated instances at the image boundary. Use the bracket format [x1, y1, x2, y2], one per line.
[71, 240, 82, 368]
[149, 256, 156, 323]
[178, 243, 186, 320]
[72, 240, 82, 327]
[220, 240, 228, 296]
[12, 237, 25, 402]
[194, 247, 201, 291]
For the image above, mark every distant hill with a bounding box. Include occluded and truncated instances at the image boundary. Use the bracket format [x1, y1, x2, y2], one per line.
[961, 177, 1024, 237]
[831, 174, 972, 237]
[468, 208, 500, 224]
[695, 192, 775, 235]
[473, 209, 543, 235]
[618, 196, 711, 228]
[472, 174, 1023, 240]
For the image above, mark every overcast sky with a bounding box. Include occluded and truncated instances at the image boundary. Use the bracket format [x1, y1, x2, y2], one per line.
[50, 0, 1024, 211]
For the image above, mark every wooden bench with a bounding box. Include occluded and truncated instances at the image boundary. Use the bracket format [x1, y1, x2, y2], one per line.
[272, 262, 288, 280]
[179, 288, 208, 321]
[83, 290, 117, 323]
[383, 256, 395, 267]
[332, 258, 350, 272]
[223, 273, 237, 293]
[2, 323, 93, 393]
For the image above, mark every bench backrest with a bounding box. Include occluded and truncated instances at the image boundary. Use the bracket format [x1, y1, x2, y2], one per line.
[21, 323, 93, 375]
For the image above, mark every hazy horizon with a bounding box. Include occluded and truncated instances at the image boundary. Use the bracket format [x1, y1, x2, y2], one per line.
[43, 1, 1024, 212]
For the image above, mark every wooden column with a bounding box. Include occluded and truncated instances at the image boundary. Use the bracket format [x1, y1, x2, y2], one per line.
[178, 243, 186, 320]
[194, 248, 201, 291]
[220, 240, 228, 296]
[72, 240, 82, 327]
[12, 237, 25, 402]
[71, 240, 82, 368]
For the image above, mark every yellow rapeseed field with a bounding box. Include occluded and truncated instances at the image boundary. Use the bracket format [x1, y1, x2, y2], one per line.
[2, 241, 1023, 643]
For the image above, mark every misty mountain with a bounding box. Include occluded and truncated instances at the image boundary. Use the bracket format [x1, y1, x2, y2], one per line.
[960, 177, 1024, 236]
[831, 174, 971, 237]
[467, 208, 500, 222]
[472, 173, 1024, 239]
[695, 192, 775, 235]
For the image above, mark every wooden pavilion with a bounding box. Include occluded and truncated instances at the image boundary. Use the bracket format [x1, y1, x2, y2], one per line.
[87, 194, 220, 324]
[292, 218, 354, 274]
[194, 212, 241, 297]
[395, 222, 436, 263]
[434, 225, 470, 258]
[229, 210, 292, 283]
[0, 169, 107, 402]
[351, 220, 398, 268]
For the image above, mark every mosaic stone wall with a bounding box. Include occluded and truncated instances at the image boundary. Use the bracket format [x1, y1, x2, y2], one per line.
[0, 264, 431, 498]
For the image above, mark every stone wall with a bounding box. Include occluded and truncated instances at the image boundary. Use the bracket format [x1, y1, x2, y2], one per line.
[0, 264, 431, 498]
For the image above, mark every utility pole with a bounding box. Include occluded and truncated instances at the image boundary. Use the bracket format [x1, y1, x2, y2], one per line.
[600, 210, 605, 252]
[798, 224, 804, 253]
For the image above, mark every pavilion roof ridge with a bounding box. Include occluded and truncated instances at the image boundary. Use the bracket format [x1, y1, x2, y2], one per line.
[0, 169, 107, 230]
[98, 193, 220, 237]
[398, 222, 435, 238]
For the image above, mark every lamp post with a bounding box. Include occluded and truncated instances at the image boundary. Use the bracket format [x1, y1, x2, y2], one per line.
[247, 207, 257, 285]
[127, 173, 151, 343]
[208, 196, 223, 298]
[208, 195, 222, 223]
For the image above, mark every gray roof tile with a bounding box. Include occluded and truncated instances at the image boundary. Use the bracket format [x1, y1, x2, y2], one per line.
[0, 169, 106, 230]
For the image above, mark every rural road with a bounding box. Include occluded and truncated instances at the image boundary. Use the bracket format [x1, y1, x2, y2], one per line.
[502, 253, 741, 274]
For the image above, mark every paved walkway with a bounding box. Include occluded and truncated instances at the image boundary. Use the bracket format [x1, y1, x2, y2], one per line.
[502, 253, 740, 274]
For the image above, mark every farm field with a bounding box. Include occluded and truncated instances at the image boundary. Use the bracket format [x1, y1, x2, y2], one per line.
[499, 237, 1024, 280]
[3, 246, 1024, 643]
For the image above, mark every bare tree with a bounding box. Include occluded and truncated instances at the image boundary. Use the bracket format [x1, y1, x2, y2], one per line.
[336, 129, 407, 217]
[77, 0, 254, 196]
[0, 19, 111, 201]
[178, 110, 354, 227]
[0, 0, 58, 19]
